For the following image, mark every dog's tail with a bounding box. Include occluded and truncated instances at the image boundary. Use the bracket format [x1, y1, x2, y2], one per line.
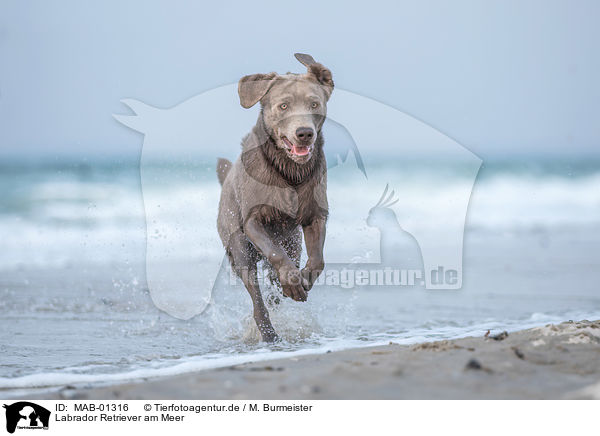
[216, 158, 232, 186]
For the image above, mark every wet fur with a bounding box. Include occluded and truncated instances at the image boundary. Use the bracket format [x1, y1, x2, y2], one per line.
[240, 116, 327, 224]
[217, 53, 332, 342]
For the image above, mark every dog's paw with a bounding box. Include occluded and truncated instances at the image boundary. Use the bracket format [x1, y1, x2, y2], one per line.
[279, 266, 309, 302]
[256, 320, 280, 343]
[282, 283, 308, 302]
[301, 263, 323, 292]
[301, 267, 315, 292]
[261, 330, 280, 343]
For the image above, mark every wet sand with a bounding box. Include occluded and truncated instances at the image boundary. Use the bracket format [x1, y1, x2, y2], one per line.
[27, 320, 600, 400]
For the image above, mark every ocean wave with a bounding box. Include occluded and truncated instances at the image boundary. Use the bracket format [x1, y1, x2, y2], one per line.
[0, 163, 598, 269]
[1, 310, 598, 391]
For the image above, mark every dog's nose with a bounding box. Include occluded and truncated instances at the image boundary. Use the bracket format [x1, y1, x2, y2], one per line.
[295, 127, 314, 143]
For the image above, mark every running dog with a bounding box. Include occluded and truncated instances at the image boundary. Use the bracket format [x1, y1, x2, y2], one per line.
[216, 53, 333, 342]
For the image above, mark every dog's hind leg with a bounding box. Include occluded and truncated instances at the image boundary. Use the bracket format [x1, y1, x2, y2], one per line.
[227, 230, 279, 342]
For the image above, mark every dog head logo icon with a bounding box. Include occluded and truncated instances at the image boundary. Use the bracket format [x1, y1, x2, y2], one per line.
[3, 402, 50, 434]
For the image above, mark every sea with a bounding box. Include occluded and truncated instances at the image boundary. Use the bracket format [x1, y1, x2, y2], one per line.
[1, 156, 599, 395]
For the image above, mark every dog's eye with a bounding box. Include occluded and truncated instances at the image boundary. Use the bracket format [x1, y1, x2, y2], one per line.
[311, 102, 319, 109]
[279, 103, 288, 110]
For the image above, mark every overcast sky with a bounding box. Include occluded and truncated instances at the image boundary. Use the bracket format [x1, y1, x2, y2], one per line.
[1, 0, 599, 160]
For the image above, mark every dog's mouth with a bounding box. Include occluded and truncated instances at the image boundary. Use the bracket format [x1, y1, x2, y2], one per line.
[281, 137, 313, 157]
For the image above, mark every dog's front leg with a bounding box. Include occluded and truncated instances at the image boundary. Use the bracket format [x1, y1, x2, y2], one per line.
[244, 215, 309, 302]
[301, 217, 326, 291]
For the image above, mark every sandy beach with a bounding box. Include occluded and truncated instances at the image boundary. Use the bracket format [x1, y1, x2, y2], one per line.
[23, 320, 599, 400]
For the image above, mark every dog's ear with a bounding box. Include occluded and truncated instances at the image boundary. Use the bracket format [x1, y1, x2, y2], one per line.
[238, 72, 277, 108]
[295, 53, 334, 99]
[294, 53, 317, 67]
[307, 63, 334, 98]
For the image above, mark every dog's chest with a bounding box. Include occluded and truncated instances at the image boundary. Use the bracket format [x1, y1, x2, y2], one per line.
[258, 179, 327, 233]
[295, 180, 327, 224]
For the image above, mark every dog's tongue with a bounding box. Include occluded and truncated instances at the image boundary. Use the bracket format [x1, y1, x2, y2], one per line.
[291, 145, 310, 156]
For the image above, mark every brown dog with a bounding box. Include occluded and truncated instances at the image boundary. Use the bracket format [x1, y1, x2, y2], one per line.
[216, 53, 333, 342]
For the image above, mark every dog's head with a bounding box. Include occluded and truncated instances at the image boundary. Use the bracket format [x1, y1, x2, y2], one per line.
[238, 53, 334, 164]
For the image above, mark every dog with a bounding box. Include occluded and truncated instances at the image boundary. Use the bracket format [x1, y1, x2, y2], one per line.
[216, 53, 334, 342]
